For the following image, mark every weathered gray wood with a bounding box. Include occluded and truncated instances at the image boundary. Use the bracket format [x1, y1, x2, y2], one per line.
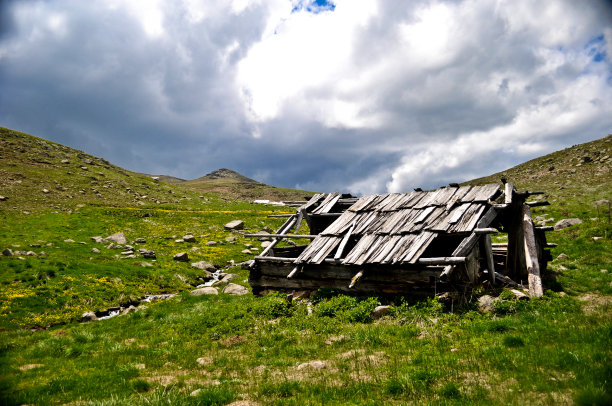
[526, 200, 550, 207]
[294, 209, 305, 233]
[417, 257, 466, 265]
[439, 265, 454, 281]
[494, 271, 519, 287]
[504, 182, 514, 205]
[492, 243, 508, 247]
[334, 221, 356, 260]
[477, 206, 498, 228]
[245, 234, 317, 239]
[349, 270, 364, 288]
[484, 234, 496, 283]
[452, 233, 479, 256]
[522, 204, 544, 297]
[287, 266, 300, 279]
[259, 215, 297, 257]
[473, 228, 499, 234]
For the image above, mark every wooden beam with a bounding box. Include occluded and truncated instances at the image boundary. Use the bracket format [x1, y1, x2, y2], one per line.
[526, 200, 550, 207]
[483, 234, 496, 283]
[491, 243, 508, 247]
[287, 265, 302, 279]
[473, 228, 499, 234]
[522, 204, 544, 297]
[334, 221, 356, 260]
[294, 209, 305, 233]
[453, 233, 479, 257]
[349, 270, 364, 289]
[259, 216, 297, 257]
[505, 182, 514, 205]
[417, 257, 466, 265]
[494, 272, 519, 287]
[439, 265, 454, 281]
[536, 226, 554, 232]
[245, 234, 317, 239]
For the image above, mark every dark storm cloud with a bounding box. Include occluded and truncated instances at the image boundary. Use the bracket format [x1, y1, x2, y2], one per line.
[1, 0, 611, 195]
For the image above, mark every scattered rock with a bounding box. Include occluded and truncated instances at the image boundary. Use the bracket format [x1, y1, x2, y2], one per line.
[297, 360, 326, 371]
[91, 236, 107, 243]
[593, 236, 603, 241]
[256, 231, 272, 241]
[196, 357, 212, 365]
[371, 305, 391, 320]
[106, 232, 127, 245]
[241, 260, 255, 270]
[225, 236, 236, 242]
[595, 199, 610, 206]
[173, 252, 189, 262]
[141, 250, 156, 259]
[223, 283, 249, 295]
[2, 248, 13, 256]
[556, 253, 569, 261]
[190, 389, 202, 397]
[18, 364, 44, 372]
[121, 250, 134, 256]
[224, 220, 244, 230]
[81, 312, 98, 322]
[91, 248, 100, 254]
[134, 237, 146, 244]
[554, 218, 582, 231]
[0, 196, 7, 201]
[205, 241, 218, 246]
[64, 238, 75, 243]
[241, 249, 252, 255]
[477, 295, 497, 313]
[260, 241, 272, 248]
[191, 261, 216, 271]
[191, 287, 219, 296]
[509, 289, 529, 300]
[42, 188, 50, 194]
[121, 305, 137, 315]
[183, 234, 196, 243]
[215, 273, 236, 286]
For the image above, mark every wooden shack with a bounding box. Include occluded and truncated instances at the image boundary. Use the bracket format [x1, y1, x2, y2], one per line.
[247, 183, 552, 297]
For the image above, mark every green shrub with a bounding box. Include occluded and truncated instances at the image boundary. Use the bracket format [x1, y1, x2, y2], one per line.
[314, 295, 379, 323]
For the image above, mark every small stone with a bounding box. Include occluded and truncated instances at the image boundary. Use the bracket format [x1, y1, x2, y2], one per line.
[371, 305, 391, 320]
[183, 234, 196, 243]
[225, 236, 236, 242]
[509, 289, 529, 300]
[190, 389, 201, 397]
[224, 220, 244, 230]
[297, 360, 326, 371]
[173, 252, 189, 262]
[261, 241, 271, 248]
[92, 248, 100, 254]
[196, 357, 212, 365]
[205, 241, 218, 246]
[42, 188, 50, 194]
[106, 232, 127, 245]
[91, 236, 107, 243]
[81, 311, 97, 322]
[191, 287, 219, 296]
[122, 305, 137, 315]
[556, 253, 569, 261]
[64, 238, 75, 243]
[2, 248, 13, 256]
[593, 236, 603, 241]
[241, 260, 255, 270]
[121, 250, 134, 256]
[554, 218, 583, 231]
[241, 249, 252, 255]
[141, 250, 156, 259]
[134, 238, 146, 243]
[0, 196, 7, 201]
[223, 283, 249, 295]
[215, 273, 236, 286]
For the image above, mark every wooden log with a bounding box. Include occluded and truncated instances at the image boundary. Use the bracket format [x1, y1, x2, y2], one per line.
[492, 243, 508, 247]
[504, 182, 514, 205]
[439, 265, 454, 281]
[417, 257, 466, 265]
[526, 200, 550, 207]
[245, 234, 317, 239]
[483, 234, 496, 283]
[494, 271, 519, 287]
[536, 226, 554, 232]
[349, 270, 364, 289]
[473, 228, 499, 234]
[334, 221, 356, 260]
[522, 204, 544, 297]
[453, 233, 479, 256]
[287, 265, 301, 279]
[259, 216, 297, 257]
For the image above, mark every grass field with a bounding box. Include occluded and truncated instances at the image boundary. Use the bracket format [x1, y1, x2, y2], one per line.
[1, 129, 611, 405]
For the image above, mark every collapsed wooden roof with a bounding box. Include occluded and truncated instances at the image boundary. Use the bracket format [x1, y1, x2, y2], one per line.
[295, 184, 500, 266]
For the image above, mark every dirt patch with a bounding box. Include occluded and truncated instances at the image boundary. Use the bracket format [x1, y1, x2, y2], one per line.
[578, 294, 612, 315]
[221, 335, 248, 347]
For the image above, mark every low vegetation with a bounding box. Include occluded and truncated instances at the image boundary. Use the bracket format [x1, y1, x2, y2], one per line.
[0, 128, 611, 405]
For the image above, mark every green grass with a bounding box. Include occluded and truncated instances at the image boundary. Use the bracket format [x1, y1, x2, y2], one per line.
[0, 128, 611, 404]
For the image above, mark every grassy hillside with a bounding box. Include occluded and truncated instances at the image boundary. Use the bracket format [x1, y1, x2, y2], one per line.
[0, 129, 611, 405]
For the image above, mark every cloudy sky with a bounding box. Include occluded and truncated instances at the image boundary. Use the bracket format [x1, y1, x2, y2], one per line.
[1, 0, 611, 194]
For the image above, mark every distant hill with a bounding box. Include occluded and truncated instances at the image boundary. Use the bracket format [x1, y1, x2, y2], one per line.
[0, 127, 314, 210]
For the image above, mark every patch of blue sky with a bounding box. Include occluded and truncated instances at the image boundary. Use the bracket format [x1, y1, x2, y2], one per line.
[291, 0, 336, 14]
[584, 34, 607, 63]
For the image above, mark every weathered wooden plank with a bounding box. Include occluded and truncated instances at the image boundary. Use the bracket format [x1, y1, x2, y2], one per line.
[397, 191, 426, 209]
[259, 216, 297, 257]
[379, 193, 407, 211]
[473, 228, 499, 234]
[312, 237, 342, 264]
[430, 187, 458, 206]
[354, 235, 388, 266]
[504, 182, 514, 205]
[414, 190, 442, 209]
[472, 183, 501, 202]
[349, 270, 364, 288]
[451, 204, 486, 232]
[343, 234, 378, 265]
[399, 231, 436, 264]
[312, 193, 341, 214]
[321, 211, 358, 235]
[484, 234, 496, 283]
[447, 203, 472, 225]
[370, 235, 404, 263]
[300, 193, 326, 212]
[349, 195, 378, 212]
[477, 206, 498, 228]
[523, 204, 543, 297]
[421, 207, 447, 230]
[334, 221, 356, 260]
[417, 256, 466, 265]
[452, 233, 479, 257]
[414, 206, 436, 224]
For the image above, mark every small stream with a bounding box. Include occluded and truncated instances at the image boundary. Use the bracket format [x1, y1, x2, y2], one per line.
[90, 262, 245, 322]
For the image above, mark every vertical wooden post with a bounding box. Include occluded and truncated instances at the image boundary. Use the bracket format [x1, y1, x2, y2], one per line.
[484, 234, 496, 283]
[522, 204, 543, 297]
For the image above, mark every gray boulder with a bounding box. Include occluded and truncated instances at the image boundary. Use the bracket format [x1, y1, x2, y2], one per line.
[223, 283, 249, 295]
[478, 295, 497, 313]
[81, 311, 98, 322]
[2, 248, 13, 256]
[191, 287, 219, 296]
[106, 232, 127, 245]
[554, 218, 583, 231]
[173, 252, 189, 262]
[183, 234, 196, 243]
[191, 261, 216, 272]
[224, 220, 244, 230]
[371, 305, 391, 320]
[91, 236, 107, 243]
[134, 238, 146, 243]
[141, 250, 156, 259]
